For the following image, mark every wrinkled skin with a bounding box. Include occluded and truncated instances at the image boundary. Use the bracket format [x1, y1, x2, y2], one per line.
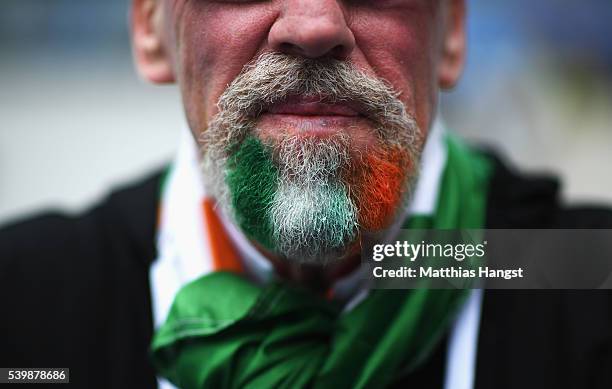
[132, 0, 465, 144]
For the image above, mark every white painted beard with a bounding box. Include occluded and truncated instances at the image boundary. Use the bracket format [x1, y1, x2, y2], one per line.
[270, 135, 358, 264]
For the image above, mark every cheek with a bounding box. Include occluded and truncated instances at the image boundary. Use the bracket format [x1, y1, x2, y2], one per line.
[172, 3, 276, 138]
[351, 9, 439, 134]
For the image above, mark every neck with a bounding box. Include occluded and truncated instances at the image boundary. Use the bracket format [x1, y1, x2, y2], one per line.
[252, 240, 362, 294]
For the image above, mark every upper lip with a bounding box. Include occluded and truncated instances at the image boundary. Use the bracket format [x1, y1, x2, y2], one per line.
[265, 96, 362, 117]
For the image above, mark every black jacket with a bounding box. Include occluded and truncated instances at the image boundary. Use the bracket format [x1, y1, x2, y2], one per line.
[1, 154, 611, 389]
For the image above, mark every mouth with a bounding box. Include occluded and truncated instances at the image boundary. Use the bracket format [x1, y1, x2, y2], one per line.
[257, 95, 371, 138]
[266, 95, 362, 117]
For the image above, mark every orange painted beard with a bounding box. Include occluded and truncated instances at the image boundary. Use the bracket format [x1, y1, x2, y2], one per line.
[347, 145, 412, 231]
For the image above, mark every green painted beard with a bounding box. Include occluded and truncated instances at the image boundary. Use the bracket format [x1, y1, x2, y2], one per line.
[225, 136, 278, 251]
[225, 135, 358, 263]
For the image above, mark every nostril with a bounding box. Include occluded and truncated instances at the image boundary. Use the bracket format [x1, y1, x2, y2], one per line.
[279, 42, 303, 56]
[330, 44, 348, 59]
[278, 42, 347, 60]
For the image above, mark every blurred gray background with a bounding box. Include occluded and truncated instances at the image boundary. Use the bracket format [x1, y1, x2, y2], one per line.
[1, 0, 611, 224]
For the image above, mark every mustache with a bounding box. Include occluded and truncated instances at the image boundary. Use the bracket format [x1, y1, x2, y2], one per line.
[205, 52, 420, 152]
[218, 53, 399, 116]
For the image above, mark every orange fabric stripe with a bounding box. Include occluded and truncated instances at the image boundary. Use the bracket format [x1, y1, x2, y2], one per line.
[202, 198, 244, 273]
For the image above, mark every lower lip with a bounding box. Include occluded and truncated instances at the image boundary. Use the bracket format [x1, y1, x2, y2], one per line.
[257, 113, 370, 137]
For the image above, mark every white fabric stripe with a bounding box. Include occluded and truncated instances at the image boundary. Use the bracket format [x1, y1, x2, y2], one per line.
[150, 128, 213, 329]
[444, 289, 484, 389]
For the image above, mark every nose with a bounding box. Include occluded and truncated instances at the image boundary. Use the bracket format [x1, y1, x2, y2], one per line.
[268, 0, 356, 60]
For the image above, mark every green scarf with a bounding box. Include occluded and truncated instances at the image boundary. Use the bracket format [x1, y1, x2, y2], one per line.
[151, 135, 492, 389]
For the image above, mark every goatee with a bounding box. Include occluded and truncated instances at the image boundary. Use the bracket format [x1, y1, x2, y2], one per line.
[201, 53, 422, 264]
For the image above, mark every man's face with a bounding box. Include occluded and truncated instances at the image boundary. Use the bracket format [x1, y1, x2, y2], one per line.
[132, 0, 466, 263]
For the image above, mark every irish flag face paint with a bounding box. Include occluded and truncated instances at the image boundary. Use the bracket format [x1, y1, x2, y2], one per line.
[201, 53, 422, 264]
[224, 133, 412, 263]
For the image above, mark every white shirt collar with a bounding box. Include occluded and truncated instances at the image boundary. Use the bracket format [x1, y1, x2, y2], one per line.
[409, 116, 448, 215]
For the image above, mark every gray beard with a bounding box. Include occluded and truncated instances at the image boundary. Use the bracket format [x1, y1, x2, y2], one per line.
[199, 52, 423, 264]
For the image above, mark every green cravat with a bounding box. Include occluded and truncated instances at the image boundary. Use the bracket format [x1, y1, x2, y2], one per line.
[151, 135, 492, 389]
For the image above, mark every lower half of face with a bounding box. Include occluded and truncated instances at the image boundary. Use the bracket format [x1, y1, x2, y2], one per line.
[201, 53, 422, 265]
